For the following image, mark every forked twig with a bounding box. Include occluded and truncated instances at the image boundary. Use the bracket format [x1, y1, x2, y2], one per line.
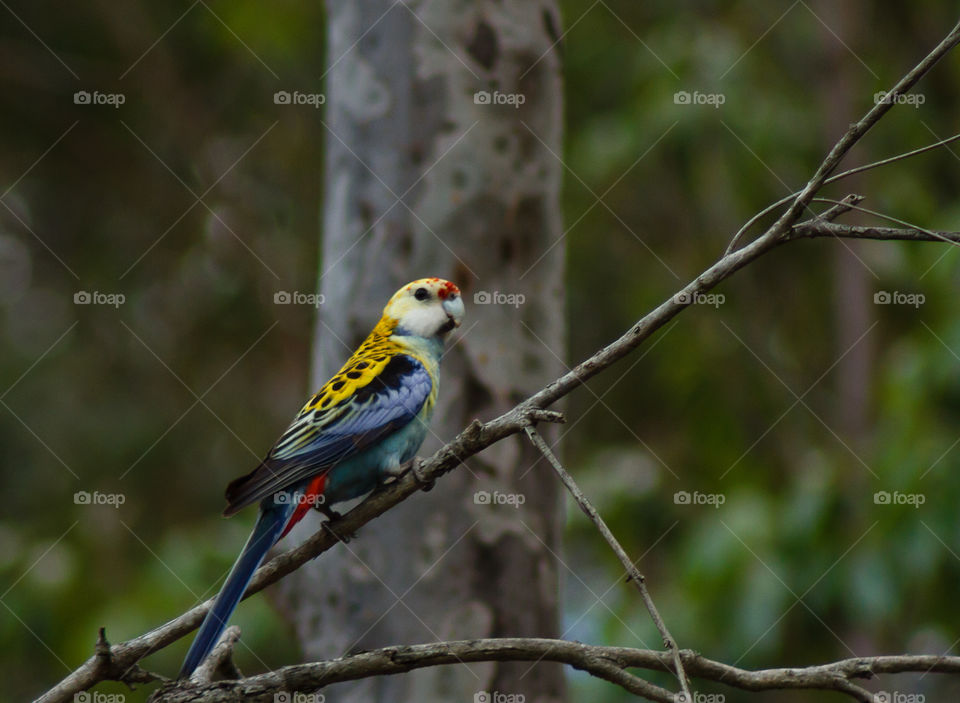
[523, 424, 692, 702]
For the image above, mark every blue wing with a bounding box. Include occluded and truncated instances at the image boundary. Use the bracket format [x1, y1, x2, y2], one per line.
[223, 354, 432, 515]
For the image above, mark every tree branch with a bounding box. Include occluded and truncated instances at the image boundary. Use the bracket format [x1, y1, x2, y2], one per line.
[191, 627, 243, 685]
[39, 15, 960, 703]
[728, 18, 960, 255]
[724, 131, 960, 255]
[795, 216, 960, 245]
[147, 637, 960, 703]
[524, 424, 692, 701]
[519, 18, 960, 418]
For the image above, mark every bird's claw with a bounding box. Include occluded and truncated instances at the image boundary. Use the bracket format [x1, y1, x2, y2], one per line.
[315, 504, 355, 542]
[321, 519, 355, 543]
[408, 457, 435, 492]
[313, 502, 341, 520]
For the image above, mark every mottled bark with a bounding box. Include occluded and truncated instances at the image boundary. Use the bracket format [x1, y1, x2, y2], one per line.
[277, 2, 566, 702]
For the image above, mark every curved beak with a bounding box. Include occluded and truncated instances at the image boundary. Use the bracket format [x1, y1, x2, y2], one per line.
[442, 294, 465, 329]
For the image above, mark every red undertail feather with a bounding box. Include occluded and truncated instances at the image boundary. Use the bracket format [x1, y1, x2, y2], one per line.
[280, 473, 327, 539]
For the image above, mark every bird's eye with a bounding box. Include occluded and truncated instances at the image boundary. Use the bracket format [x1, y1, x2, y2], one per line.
[414, 287, 429, 301]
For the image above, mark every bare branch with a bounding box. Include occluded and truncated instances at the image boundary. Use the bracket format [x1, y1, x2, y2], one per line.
[725, 120, 960, 255]
[514, 21, 960, 419]
[823, 131, 960, 183]
[148, 637, 960, 703]
[524, 425, 692, 700]
[795, 198, 960, 246]
[769, 19, 960, 229]
[191, 627, 242, 685]
[797, 220, 960, 244]
[810, 193, 865, 222]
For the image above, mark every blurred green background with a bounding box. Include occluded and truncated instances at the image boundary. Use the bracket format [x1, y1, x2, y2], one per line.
[2, 2, 960, 701]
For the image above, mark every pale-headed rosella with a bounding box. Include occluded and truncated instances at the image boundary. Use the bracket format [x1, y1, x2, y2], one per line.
[179, 277, 464, 678]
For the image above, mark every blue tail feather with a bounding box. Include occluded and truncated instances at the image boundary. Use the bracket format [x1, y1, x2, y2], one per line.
[179, 504, 292, 679]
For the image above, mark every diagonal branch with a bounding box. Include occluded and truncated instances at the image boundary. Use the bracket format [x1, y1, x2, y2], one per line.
[735, 19, 960, 253]
[190, 627, 243, 685]
[724, 131, 960, 255]
[519, 18, 960, 418]
[523, 424, 692, 701]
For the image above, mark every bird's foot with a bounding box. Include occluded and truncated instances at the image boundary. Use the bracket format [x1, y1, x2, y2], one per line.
[322, 519, 355, 543]
[313, 502, 341, 520]
[407, 456, 435, 492]
[315, 503, 355, 542]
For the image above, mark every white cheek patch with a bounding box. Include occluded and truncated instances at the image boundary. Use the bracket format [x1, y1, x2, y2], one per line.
[397, 305, 446, 337]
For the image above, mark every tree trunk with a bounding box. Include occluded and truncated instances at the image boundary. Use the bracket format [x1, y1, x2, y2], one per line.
[817, 0, 873, 445]
[276, 2, 566, 702]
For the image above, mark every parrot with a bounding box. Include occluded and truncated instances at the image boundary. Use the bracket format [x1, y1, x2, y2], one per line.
[178, 277, 464, 679]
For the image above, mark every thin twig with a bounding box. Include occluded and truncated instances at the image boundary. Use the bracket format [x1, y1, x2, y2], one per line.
[800, 197, 960, 248]
[523, 424, 693, 702]
[824, 131, 960, 182]
[796, 219, 960, 245]
[810, 193, 864, 222]
[768, 18, 960, 237]
[724, 128, 960, 255]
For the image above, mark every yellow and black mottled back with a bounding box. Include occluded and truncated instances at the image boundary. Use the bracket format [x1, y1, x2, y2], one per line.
[298, 317, 404, 416]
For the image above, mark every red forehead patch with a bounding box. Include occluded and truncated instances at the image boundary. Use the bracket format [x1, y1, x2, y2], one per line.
[437, 280, 459, 299]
